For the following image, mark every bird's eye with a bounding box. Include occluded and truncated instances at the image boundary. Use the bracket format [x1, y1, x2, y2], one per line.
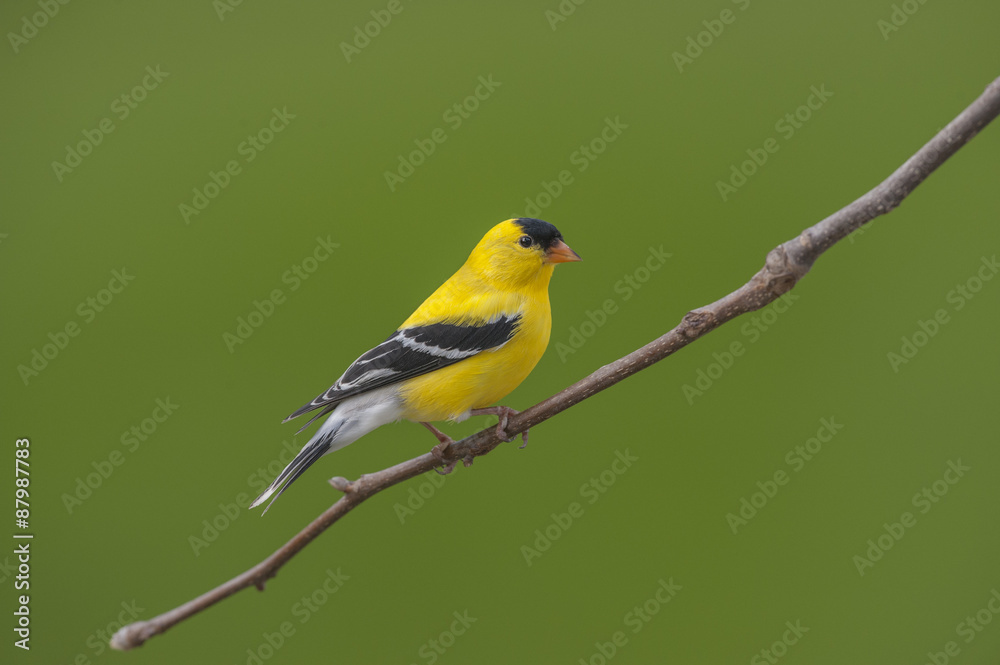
[518, 235, 533, 248]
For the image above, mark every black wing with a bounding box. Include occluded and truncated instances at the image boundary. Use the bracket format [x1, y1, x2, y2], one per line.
[285, 314, 521, 425]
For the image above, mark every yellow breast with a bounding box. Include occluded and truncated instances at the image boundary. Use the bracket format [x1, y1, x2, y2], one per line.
[395, 248, 554, 421]
[398, 297, 551, 422]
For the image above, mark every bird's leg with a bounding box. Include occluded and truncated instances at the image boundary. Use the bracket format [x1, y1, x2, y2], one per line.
[421, 422, 459, 475]
[470, 406, 528, 448]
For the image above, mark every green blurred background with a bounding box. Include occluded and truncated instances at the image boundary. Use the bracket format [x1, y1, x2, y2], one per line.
[3, 0, 999, 663]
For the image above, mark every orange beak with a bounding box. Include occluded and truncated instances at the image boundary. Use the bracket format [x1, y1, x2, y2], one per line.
[545, 238, 582, 264]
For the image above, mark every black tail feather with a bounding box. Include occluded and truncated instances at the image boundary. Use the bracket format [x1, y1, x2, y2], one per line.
[292, 403, 337, 435]
[250, 437, 332, 514]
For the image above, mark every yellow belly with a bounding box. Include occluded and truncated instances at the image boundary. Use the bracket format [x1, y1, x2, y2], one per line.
[398, 307, 551, 422]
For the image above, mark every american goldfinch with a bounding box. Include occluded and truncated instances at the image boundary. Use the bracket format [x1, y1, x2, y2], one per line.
[250, 218, 580, 513]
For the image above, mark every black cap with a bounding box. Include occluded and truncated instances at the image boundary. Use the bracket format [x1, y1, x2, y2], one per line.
[513, 218, 564, 251]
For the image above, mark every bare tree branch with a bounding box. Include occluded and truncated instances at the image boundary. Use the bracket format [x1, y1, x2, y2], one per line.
[111, 76, 1000, 652]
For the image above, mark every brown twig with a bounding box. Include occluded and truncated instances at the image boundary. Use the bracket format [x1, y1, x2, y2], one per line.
[111, 76, 1000, 651]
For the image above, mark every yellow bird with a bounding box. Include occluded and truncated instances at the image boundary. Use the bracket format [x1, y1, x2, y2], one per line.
[251, 218, 581, 512]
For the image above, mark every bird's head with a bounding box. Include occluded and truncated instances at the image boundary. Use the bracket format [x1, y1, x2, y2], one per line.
[466, 218, 581, 290]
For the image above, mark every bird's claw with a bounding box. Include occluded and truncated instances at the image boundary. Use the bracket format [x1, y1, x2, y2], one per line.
[496, 416, 529, 448]
[424, 422, 460, 474]
[431, 441, 450, 460]
[423, 416, 506, 473]
[431, 441, 457, 474]
[435, 462, 457, 475]
[472, 406, 526, 445]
